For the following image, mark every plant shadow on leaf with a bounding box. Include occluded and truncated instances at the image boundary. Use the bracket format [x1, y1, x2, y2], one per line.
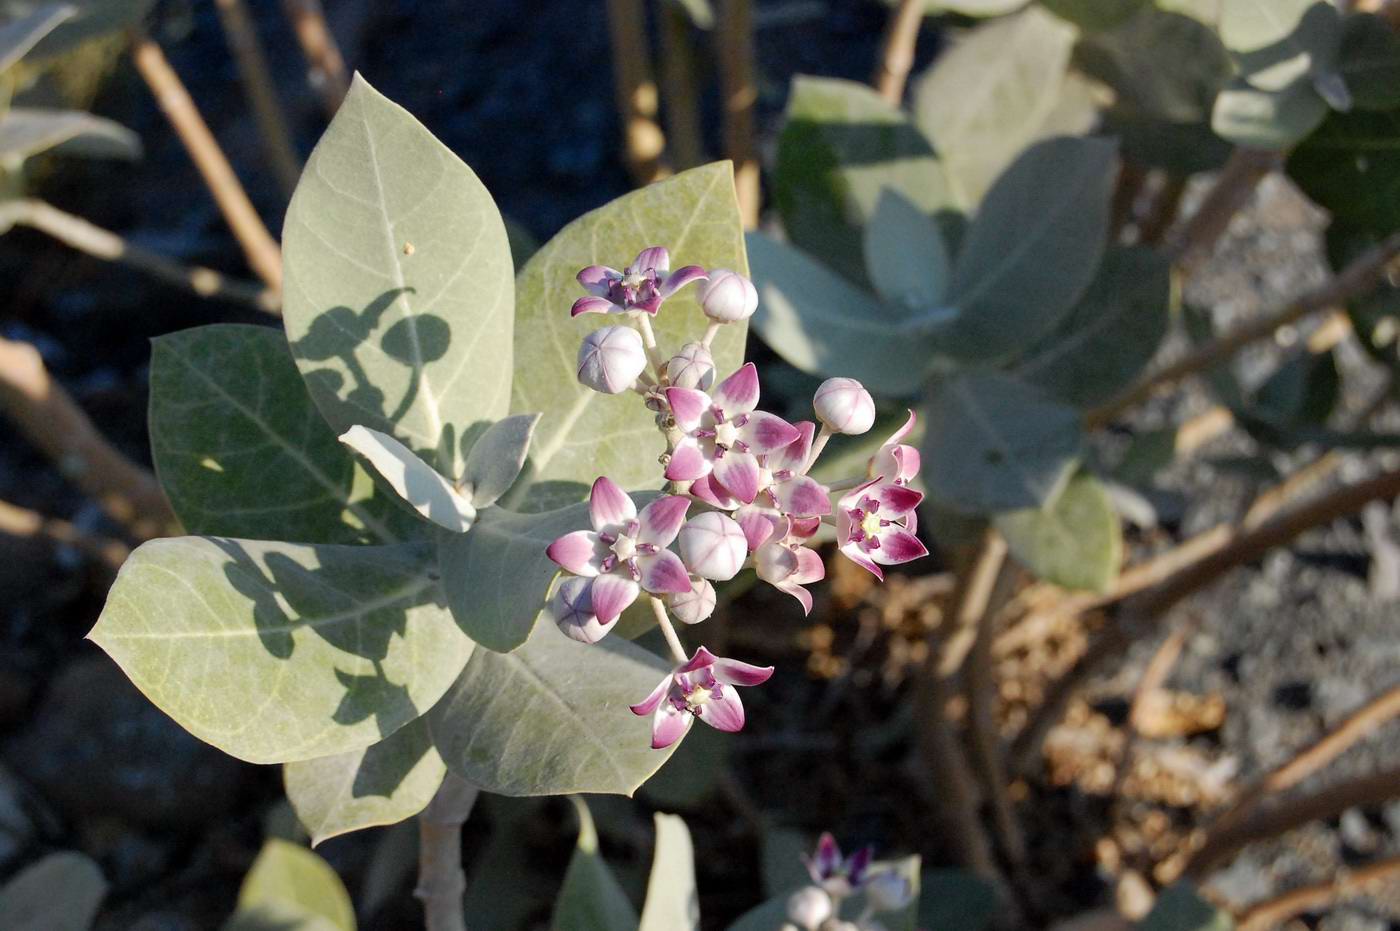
[1230, 2, 1339, 89]
[350, 717, 435, 799]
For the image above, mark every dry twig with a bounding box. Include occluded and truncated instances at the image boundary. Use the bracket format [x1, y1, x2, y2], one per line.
[872, 0, 925, 104]
[282, 0, 349, 118]
[0, 498, 128, 570]
[606, 0, 670, 187]
[214, 0, 302, 198]
[659, 2, 705, 170]
[1165, 147, 1281, 265]
[717, 0, 759, 227]
[1238, 854, 1400, 930]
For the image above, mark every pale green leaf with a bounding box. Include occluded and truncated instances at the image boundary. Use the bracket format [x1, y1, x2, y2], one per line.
[775, 75, 953, 281]
[282, 74, 514, 478]
[339, 425, 476, 532]
[863, 189, 949, 309]
[913, 8, 1078, 206]
[284, 717, 447, 847]
[550, 798, 640, 931]
[0, 5, 72, 73]
[89, 537, 474, 764]
[939, 136, 1118, 363]
[1219, 0, 1339, 91]
[149, 324, 415, 546]
[639, 813, 700, 931]
[0, 852, 105, 931]
[228, 839, 355, 931]
[1139, 884, 1234, 931]
[0, 108, 139, 161]
[428, 621, 678, 796]
[1041, 0, 1148, 31]
[1012, 247, 1174, 409]
[1338, 13, 1400, 111]
[1211, 75, 1329, 150]
[5, 0, 151, 60]
[462, 412, 539, 508]
[921, 0, 1025, 14]
[1075, 9, 1231, 124]
[510, 162, 747, 513]
[920, 371, 1082, 514]
[995, 472, 1122, 591]
[437, 501, 594, 652]
[747, 230, 935, 397]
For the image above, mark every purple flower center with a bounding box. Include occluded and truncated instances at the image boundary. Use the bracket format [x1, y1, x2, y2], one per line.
[598, 519, 657, 579]
[609, 266, 661, 309]
[668, 668, 719, 716]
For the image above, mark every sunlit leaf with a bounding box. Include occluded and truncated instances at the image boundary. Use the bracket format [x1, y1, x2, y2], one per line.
[0, 108, 139, 162]
[339, 425, 476, 532]
[284, 717, 446, 846]
[550, 798, 639, 931]
[282, 75, 514, 479]
[1075, 8, 1231, 123]
[1211, 76, 1328, 150]
[863, 189, 950, 309]
[462, 412, 540, 508]
[1219, 0, 1340, 91]
[995, 472, 1122, 592]
[227, 839, 355, 931]
[510, 162, 747, 513]
[6, 0, 152, 60]
[89, 537, 474, 764]
[150, 324, 415, 545]
[0, 852, 105, 931]
[639, 814, 700, 931]
[428, 621, 677, 796]
[1041, 0, 1148, 31]
[919, 0, 1024, 14]
[0, 5, 73, 73]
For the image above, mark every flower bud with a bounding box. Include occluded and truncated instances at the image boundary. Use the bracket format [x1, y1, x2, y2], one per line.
[814, 378, 875, 435]
[678, 511, 748, 581]
[668, 578, 716, 624]
[785, 886, 833, 931]
[667, 341, 715, 391]
[547, 577, 612, 644]
[577, 325, 647, 395]
[865, 871, 914, 913]
[698, 269, 758, 323]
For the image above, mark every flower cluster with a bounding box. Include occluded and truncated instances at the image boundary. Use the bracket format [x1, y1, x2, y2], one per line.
[784, 833, 914, 931]
[546, 246, 930, 749]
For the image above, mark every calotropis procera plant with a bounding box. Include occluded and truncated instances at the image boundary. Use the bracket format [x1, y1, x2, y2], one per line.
[84, 71, 928, 862]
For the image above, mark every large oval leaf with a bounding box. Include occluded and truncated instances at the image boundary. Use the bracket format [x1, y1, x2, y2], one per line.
[227, 839, 355, 931]
[510, 162, 747, 513]
[283, 717, 446, 847]
[1219, 0, 1339, 91]
[0, 852, 105, 931]
[282, 75, 514, 478]
[1211, 75, 1329, 150]
[89, 537, 474, 764]
[150, 324, 414, 545]
[549, 798, 640, 931]
[428, 622, 677, 796]
[994, 472, 1122, 592]
[939, 136, 1118, 363]
[639, 814, 700, 931]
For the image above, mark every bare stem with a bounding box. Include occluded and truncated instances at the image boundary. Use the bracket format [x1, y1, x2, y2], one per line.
[803, 426, 833, 475]
[129, 27, 284, 291]
[1137, 173, 1188, 246]
[416, 774, 479, 931]
[634, 314, 667, 374]
[1165, 147, 1280, 265]
[0, 198, 278, 313]
[650, 595, 688, 663]
[281, 0, 349, 117]
[872, 0, 924, 104]
[0, 335, 176, 540]
[606, 0, 669, 186]
[214, 0, 302, 198]
[1238, 854, 1400, 931]
[659, 2, 705, 170]
[0, 498, 128, 570]
[717, 0, 759, 227]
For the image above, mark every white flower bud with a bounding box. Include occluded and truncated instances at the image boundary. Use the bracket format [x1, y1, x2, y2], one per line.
[698, 268, 758, 323]
[547, 577, 611, 644]
[667, 341, 715, 391]
[785, 886, 833, 930]
[577, 325, 647, 395]
[814, 377, 875, 435]
[865, 871, 914, 913]
[667, 577, 716, 624]
[678, 512, 748, 581]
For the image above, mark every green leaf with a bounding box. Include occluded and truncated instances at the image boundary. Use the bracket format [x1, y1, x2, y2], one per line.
[917, 869, 1002, 931]
[920, 0, 1025, 14]
[428, 621, 678, 796]
[1041, 0, 1148, 31]
[1244, 348, 1339, 446]
[1338, 14, 1400, 111]
[1012, 247, 1174, 409]
[0, 852, 106, 931]
[282, 75, 514, 479]
[0, 108, 140, 162]
[939, 136, 1118, 363]
[227, 839, 355, 931]
[747, 231, 935, 397]
[89, 537, 474, 764]
[0, 5, 71, 72]
[1211, 75, 1329, 150]
[8, 0, 151, 60]
[775, 75, 953, 282]
[639, 813, 700, 931]
[437, 501, 590, 652]
[995, 472, 1122, 592]
[1289, 108, 1400, 235]
[462, 412, 540, 508]
[1139, 883, 1233, 931]
[864, 189, 950, 309]
[339, 425, 476, 532]
[551, 798, 640, 931]
[1220, 0, 1340, 91]
[724, 897, 790, 931]
[920, 371, 1082, 514]
[1075, 9, 1231, 124]
[283, 717, 447, 847]
[510, 162, 747, 512]
[913, 8, 1078, 206]
[149, 324, 414, 546]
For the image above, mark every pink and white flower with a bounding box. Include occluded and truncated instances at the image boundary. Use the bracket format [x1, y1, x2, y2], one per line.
[697, 268, 758, 323]
[868, 410, 921, 486]
[576, 325, 648, 395]
[571, 246, 706, 317]
[546, 477, 692, 626]
[667, 577, 716, 624]
[629, 646, 774, 749]
[753, 513, 826, 615]
[666, 341, 715, 391]
[677, 511, 749, 581]
[835, 479, 927, 581]
[545, 577, 610, 644]
[814, 377, 876, 436]
[664, 363, 801, 502]
[804, 833, 873, 899]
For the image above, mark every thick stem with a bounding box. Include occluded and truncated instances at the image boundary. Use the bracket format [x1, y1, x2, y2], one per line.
[634, 314, 667, 375]
[129, 27, 283, 291]
[0, 199, 278, 312]
[214, 0, 302, 198]
[803, 426, 833, 475]
[650, 595, 689, 663]
[659, 3, 705, 170]
[416, 774, 479, 931]
[872, 0, 924, 104]
[281, 0, 349, 118]
[701, 321, 722, 349]
[606, 0, 669, 186]
[717, 0, 759, 228]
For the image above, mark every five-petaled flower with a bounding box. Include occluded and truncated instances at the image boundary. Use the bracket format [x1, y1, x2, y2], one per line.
[546, 477, 693, 625]
[835, 479, 928, 580]
[804, 832, 873, 899]
[572, 246, 706, 317]
[753, 513, 825, 615]
[629, 646, 774, 749]
[869, 410, 921, 486]
[665, 363, 801, 503]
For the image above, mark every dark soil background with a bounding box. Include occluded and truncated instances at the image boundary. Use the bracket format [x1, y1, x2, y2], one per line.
[1, 2, 1398, 929]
